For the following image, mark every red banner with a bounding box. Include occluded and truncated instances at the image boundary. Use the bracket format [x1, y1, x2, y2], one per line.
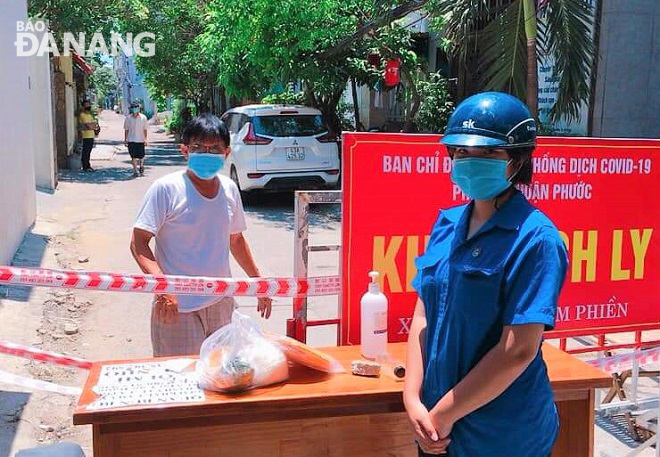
[341, 133, 660, 345]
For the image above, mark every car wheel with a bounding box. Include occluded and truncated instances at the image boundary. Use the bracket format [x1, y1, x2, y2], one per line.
[230, 166, 241, 190]
[230, 166, 251, 204]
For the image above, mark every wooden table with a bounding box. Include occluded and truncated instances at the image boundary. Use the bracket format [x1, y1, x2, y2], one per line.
[74, 343, 610, 457]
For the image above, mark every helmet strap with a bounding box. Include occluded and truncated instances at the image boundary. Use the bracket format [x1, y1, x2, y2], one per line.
[506, 159, 525, 184]
[494, 160, 522, 210]
[494, 185, 515, 210]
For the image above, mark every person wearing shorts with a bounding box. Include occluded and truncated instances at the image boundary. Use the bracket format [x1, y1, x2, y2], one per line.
[124, 102, 148, 177]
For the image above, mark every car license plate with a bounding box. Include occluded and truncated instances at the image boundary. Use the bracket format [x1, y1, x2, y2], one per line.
[286, 147, 305, 161]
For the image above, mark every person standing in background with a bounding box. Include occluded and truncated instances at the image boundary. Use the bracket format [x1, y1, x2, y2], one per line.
[78, 100, 98, 172]
[124, 102, 149, 177]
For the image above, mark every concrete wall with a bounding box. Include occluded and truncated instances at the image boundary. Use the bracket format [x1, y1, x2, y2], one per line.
[0, 0, 37, 264]
[52, 56, 82, 167]
[592, 0, 660, 137]
[29, 51, 57, 190]
[61, 56, 77, 155]
[53, 64, 68, 167]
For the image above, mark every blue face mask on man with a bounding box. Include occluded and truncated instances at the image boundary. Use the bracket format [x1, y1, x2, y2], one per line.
[188, 153, 225, 180]
[451, 157, 514, 200]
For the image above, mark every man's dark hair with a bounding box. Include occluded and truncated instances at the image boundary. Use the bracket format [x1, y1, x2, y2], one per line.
[182, 113, 230, 147]
[507, 147, 534, 185]
[82, 99, 90, 106]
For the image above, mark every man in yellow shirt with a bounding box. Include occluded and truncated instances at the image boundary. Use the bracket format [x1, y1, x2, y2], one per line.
[78, 100, 98, 171]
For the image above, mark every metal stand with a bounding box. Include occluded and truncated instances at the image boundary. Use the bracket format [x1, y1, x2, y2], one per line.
[289, 190, 342, 343]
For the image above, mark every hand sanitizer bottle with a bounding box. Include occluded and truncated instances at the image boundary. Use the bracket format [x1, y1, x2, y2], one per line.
[361, 271, 388, 360]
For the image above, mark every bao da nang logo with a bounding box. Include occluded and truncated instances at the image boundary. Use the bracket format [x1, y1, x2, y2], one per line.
[15, 20, 155, 57]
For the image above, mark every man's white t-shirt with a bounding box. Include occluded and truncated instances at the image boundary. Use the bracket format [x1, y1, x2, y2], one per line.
[134, 171, 247, 312]
[124, 113, 148, 143]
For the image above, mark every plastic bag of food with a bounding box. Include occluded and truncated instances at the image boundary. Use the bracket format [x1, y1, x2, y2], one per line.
[197, 310, 289, 392]
[264, 331, 345, 374]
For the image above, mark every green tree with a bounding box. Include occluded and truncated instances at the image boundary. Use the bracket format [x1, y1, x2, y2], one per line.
[32, 0, 457, 131]
[415, 72, 455, 133]
[28, 0, 134, 44]
[429, 0, 595, 121]
[316, 0, 595, 122]
[200, 0, 422, 133]
[119, 0, 215, 110]
[89, 62, 118, 107]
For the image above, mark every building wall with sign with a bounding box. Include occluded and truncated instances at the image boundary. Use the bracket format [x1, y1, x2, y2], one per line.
[537, 0, 597, 136]
[0, 0, 37, 264]
[592, 0, 660, 138]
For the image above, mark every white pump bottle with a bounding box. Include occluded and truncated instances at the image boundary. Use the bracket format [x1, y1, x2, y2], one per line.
[360, 271, 388, 360]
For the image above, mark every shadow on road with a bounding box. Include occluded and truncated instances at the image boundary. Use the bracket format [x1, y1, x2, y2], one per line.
[244, 192, 341, 231]
[94, 139, 124, 146]
[595, 411, 646, 449]
[0, 230, 49, 303]
[0, 391, 31, 457]
[146, 140, 179, 146]
[59, 167, 135, 184]
[120, 147, 186, 168]
[111, 142, 185, 168]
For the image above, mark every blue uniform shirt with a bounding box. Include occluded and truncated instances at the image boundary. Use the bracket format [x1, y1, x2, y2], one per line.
[412, 190, 568, 457]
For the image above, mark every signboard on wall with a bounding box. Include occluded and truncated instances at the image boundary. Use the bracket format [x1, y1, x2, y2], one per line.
[341, 132, 660, 345]
[537, 0, 598, 136]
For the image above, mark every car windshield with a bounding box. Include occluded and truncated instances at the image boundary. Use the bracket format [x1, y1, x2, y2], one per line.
[253, 115, 327, 137]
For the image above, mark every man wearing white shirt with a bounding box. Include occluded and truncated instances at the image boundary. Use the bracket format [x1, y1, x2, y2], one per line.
[124, 102, 149, 177]
[130, 113, 272, 356]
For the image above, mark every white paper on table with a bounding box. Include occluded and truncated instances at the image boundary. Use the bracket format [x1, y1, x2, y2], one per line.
[89, 359, 204, 410]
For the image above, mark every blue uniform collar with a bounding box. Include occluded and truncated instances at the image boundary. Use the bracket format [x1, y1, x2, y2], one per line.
[443, 190, 530, 242]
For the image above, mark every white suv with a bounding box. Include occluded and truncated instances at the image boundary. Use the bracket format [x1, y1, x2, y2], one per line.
[221, 105, 340, 194]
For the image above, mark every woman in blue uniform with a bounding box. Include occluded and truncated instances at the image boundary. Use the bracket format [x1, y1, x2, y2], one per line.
[403, 92, 569, 457]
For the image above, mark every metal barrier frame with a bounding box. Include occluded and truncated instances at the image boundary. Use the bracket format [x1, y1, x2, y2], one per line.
[546, 323, 660, 355]
[287, 190, 342, 344]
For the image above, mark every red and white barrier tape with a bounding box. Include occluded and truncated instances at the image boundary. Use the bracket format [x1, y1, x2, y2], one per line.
[0, 342, 88, 396]
[0, 340, 92, 370]
[0, 369, 82, 396]
[587, 347, 660, 374]
[0, 266, 341, 297]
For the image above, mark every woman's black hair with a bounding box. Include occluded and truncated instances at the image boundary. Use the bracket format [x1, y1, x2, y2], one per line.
[507, 146, 534, 185]
[182, 113, 230, 147]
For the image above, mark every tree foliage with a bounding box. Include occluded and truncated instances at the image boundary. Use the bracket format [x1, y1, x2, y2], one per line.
[415, 72, 454, 133]
[31, 0, 596, 126]
[538, 0, 596, 121]
[427, 0, 595, 122]
[118, 0, 214, 107]
[89, 61, 118, 106]
[28, 0, 137, 43]
[199, 0, 422, 132]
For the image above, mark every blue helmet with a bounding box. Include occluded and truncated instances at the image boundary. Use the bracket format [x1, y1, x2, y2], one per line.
[441, 92, 536, 148]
